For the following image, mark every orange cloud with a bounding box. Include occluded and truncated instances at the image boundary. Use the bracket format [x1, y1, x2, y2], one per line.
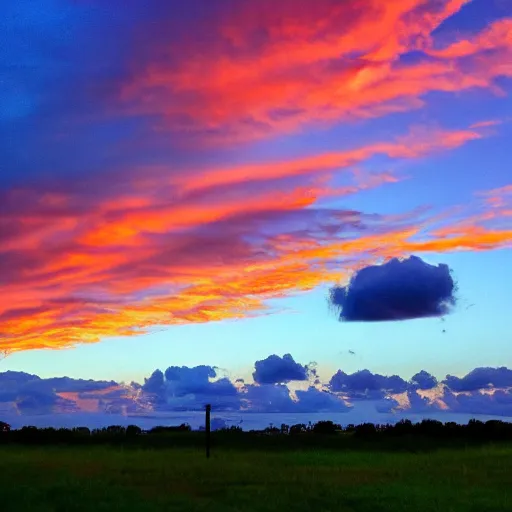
[120, 1, 511, 142]
[0, 121, 510, 354]
[478, 184, 512, 208]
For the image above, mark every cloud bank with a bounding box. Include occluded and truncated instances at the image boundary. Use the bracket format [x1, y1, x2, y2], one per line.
[329, 256, 457, 322]
[3, 355, 512, 422]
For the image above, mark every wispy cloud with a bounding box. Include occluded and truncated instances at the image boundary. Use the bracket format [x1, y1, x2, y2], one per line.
[1, 119, 510, 352]
[1, 1, 511, 354]
[121, 1, 512, 142]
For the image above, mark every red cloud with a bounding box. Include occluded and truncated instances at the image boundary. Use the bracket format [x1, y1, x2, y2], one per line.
[120, 0, 511, 142]
[0, 122, 510, 353]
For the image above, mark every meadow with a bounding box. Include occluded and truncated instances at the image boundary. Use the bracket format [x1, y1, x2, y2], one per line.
[1, 442, 511, 512]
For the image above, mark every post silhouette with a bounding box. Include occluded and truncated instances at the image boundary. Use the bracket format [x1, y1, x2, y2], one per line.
[205, 404, 211, 459]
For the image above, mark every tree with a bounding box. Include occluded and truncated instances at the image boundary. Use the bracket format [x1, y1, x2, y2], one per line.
[126, 425, 142, 437]
[313, 421, 339, 435]
[0, 421, 10, 433]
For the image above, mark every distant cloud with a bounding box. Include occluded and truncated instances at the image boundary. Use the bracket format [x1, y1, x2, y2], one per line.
[410, 370, 438, 390]
[142, 370, 165, 395]
[164, 365, 238, 398]
[139, 365, 241, 411]
[329, 369, 408, 398]
[252, 354, 309, 384]
[443, 367, 512, 392]
[441, 388, 512, 417]
[294, 387, 352, 413]
[243, 384, 296, 413]
[0, 371, 114, 414]
[3, 359, 512, 419]
[329, 256, 457, 322]
[242, 383, 350, 413]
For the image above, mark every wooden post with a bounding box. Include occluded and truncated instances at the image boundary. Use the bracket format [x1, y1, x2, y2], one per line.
[205, 404, 211, 459]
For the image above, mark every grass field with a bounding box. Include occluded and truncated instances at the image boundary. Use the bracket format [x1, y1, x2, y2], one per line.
[1, 444, 511, 512]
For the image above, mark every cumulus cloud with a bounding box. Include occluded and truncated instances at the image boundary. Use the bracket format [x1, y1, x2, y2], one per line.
[443, 367, 512, 392]
[3, 359, 512, 419]
[140, 365, 240, 411]
[164, 365, 237, 397]
[142, 370, 165, 395]
[242, 384, 296, 413]
[441, 388, 512, 417]
[329, 369, 408, 398]
[329, 256, 457, 322]
[241, 383, 350, 413]
[252, 354, 309, 384]
[0, 372, 103, 414]
[294, 387, 352, 413]
[410, 370, 438, 390]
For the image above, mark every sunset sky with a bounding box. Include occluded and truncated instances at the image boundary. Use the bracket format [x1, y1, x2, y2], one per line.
[1, 0, 511, 422]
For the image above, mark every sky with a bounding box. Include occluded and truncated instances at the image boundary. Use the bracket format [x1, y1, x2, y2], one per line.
[1, 0, 511, 425]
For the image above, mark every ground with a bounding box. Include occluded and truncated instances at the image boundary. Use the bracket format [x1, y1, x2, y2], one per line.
[1, 444, 511, 511]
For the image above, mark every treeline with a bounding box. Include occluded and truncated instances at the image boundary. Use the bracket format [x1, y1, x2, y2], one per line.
[1, 419, 512, 451]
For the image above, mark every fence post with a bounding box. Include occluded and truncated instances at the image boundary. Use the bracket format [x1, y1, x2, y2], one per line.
[205, 404, 211, 459]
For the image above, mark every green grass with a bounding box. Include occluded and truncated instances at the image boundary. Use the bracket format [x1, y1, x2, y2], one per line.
[1, 444, 512, 511]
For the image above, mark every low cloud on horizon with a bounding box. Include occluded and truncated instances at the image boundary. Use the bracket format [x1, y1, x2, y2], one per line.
[2, 355, 512, 426]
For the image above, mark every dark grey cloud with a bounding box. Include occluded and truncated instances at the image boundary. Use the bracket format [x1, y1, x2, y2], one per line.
[252, 354, 309, 384]
[294, 387, 352, 413]
[443, 367, 512, 392]
[329, 255, 457, 322]
[3, 359, 512, 418]
[0, 371, 116, 411]
[141, 365, 240, 411]
[409, 370, 438, 390]
[32, 377, 116, 393]
[328, 369, 408, 398]
[142, 370, 165, 395]
[406, 389, 438, 413]
[241, 383, 350, 413]
[243, 384, 297, 413]
[441, 388, 512, 417]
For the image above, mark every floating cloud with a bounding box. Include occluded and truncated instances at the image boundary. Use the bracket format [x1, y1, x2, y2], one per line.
[252, 354, 309, 384]
[329, 256, 457, 322]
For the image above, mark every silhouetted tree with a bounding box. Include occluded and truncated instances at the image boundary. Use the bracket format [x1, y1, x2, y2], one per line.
[313, 421, 340, 435]
[354, 423, 377, 438]
[126, 425, 142, 437]
[289, 423, 307, 435]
